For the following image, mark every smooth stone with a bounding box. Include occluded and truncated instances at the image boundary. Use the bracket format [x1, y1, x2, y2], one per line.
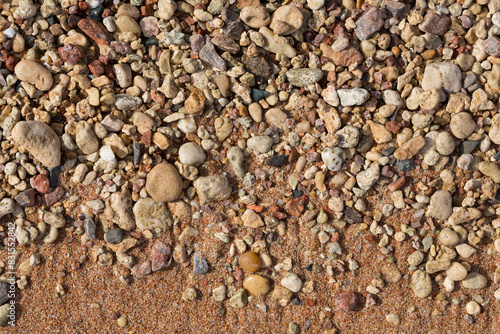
[229, 289, 248, 308]
[462, 272, 487, 289]
[269, 5, 303, 35]
[12, 121, 61, 168]
[243, 274, 270, 296]
[450, 112, 476, 139]
[179, 142, 206, 166]
[337, 88, 369, 106]
[145, 163, 183, 202]
[321, 147, 345, 172]
[239, 251, 261, 272]
[438, 228, 460, 246]
[15, 59, 53, 91]
[446, 262, 468, 281]
[427, 190, 452, 221]
[75, 121, 99, 154]
[247, 136, 273, 153]
[435, 132, 455, 155]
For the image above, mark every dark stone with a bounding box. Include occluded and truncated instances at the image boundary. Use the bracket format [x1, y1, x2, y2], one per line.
[105, 228, 123, 244]
[133, 142, 141, 166]
[193, 252, 208, 275]
[189, 34, 205, 53]
[84, 218, 96, 240]
[44, 187, 64, 207]
[211, 35, 240, 54]
[46, 15, 57, 25]
[418, 12, 451, 36]
[344, 207, 362, 224]
[305, 264, 313, 271]
[14, 189, 36, 207]
[67, 14, 82, 28]
[242, 56, 273, 79]
[0, 281, 9, 306]
[143, 37, 159, 48]
[461, 140, 479, 154]
[224, 20, 245, 40]
[395, 159, 414, 173]
[49, 166, 60, 187]
[89, 6, 104, 21]
[292, 297, 302, 305]
[293, 189, 303, 198]
[266, 155, 288, 167]
[151, 240, 171, 272]
[251, 89, 271, 102]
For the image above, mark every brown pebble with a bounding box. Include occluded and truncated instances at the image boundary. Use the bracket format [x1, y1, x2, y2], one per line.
[239, 251, 261, 272]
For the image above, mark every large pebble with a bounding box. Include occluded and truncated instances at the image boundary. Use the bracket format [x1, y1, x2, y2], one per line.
[247, 136, 273, 153]
[229, 289, 247, 308]
[334, 291, 358, 312]
[75, 121, 99, 154]
[133, 198, 172, 231]
[422, 62, 462, 93]
[450, 112, 475, 139]
[438, 228, 460, 246]
[194, 175, 231, 204]
[158, 0, 177, 20]
[435, 132, 455, 155]
[113, 64, 132, 88]
[446, 262, 468, 281]
[227, 146, 245, 177]
[269, 5, 303, 35]
[243, 275, 270, 296]
[427, 190, 452, 221]
[337, 88, 369, 106]
[240, 5, 270, 29]
[12, 121, 61, 168]
[115, 94, 142, 111]
[478, 161, 500, 183]
[258, 27, 297, 58]
[179, 142, 206, 166]
[146, 163, 183, 202]
[286, 68, 323, 87]
[411, 270, 432, 298]
[14, 59, 53, 91]
[321, 147, 345, 172]
[462, 272, 487, 290]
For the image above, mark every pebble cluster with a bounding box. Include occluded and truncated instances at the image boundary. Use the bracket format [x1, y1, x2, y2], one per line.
[0, 0, 500, 331]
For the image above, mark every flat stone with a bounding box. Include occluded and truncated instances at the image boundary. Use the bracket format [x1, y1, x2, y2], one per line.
[193, 252, 209, 275]
[151, 240, 171, 271]
[354, 7, 383, 40]
[146, 163, 183, 202]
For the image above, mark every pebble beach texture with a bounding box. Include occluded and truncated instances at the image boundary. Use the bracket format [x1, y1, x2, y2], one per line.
[1, 0, 500, 332]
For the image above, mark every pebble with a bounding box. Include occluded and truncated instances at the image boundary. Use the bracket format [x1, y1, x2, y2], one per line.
[411, 270, 432, 298]
[227, 147, 245, 177]
[145, 163, 183, 202]
[435, 132, 455, 155]
[158, 0, 176, 20]
[462, 273, 487, 290]
[179, 142, 206, 166]
[193, 252, 209, 275]
[286, 68, 323, 87]
[321, 147, 345, 172]
[354, 7, 383, 40]
[446, 262, 468, 281]
[281, 273, 302, 293]
[247, 136, 273, 153]
[239, 251, 261, 272]
[185, 88, 206, 115]
[12, 121, 61, 168]
[14, 59, 53, 91]
[240, 5, 270, 29]
[75, 121, 99, 154]
[438, 228, 460, 246]
[450, 112, 476, 139]
[337, 88, 369, 106]
[193, 175, 232, 204]
[427, 190, 452, 221]
[133, 198, 171, 231]
[466, 301, 481, 316]
[422, 62, 462, 93]
[334, 291, 358, 312]
[105, 228, 123, 244]
[243, 275, 270, 296]
[478, 161, 500, 183]
[229, 289, 248, 308]
[356, 164, 380, 191]
[269, 5, 303, 35]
